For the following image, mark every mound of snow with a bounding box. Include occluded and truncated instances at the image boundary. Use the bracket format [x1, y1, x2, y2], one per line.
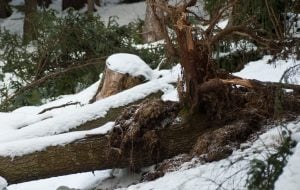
[0, 176, 7, 190]
[275, 140, 300, 190]
[106, 53, 153, 80]
[234, 55, 300, 83]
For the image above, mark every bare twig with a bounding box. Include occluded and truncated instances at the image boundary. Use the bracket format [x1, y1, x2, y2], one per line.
[38, 101, 82, 114]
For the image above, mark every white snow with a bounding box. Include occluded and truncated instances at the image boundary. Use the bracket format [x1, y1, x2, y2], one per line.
[96, 1, 146, 26]
[106, 53, 154, 80]
[0, 122, 114, 157]
[3, 54, 299, 190]
[1, 1, 300, 189]
[161, 88, 179, 102]
[0, 176, 7, 190]
[124, 120, 300, 190]
[0, 55, 181, 157]
[7, 170, 111, 190]
[0, 65, 179, 145]
[1, 0, 146, 36]
[234, 55, 300, 83]
[275, 143, 300, 190]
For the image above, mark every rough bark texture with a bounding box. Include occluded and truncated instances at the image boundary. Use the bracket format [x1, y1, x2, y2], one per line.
[142, 0, 165, 43]
[23, 0, 37, 43]
[62, 0, 86, 10]
[0, 90, 299, 184]
[87, 0, 95, 13]
[0, 0, 11, 18]
[75, 92, 163, 132]
[0, 112, 207, 185]
[95, 67, 143, 101]
[94, 0, 100, 6]
[175, 24, 216, 112]
[37, 0, 52, 8]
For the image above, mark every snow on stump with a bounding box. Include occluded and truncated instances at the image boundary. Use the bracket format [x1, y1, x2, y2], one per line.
[95, 53, 153, 100]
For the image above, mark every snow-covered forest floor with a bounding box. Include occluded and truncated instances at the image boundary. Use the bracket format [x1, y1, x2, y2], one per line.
[1, 0, 300, 190]
[3, 54, 299, 190]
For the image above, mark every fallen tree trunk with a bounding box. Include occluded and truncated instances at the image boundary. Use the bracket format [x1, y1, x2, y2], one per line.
[1, 86, 299, 184]
[0, 115, 207, 184]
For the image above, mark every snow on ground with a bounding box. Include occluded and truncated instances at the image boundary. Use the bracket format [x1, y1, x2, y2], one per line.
[235, 55, 300, 83]
[1, 1, 300, 189]
[95, 1, 146, 26]
[0, 62, 180, 153]
[0, 122, 114, 157]
[275, 140, 300, 190]
[124, 120, 300, 190]
[0, 176, 7, 190]
[2, 54, 299, 190]
[0, 0, 146, 36]
[8, 170, 112, 190]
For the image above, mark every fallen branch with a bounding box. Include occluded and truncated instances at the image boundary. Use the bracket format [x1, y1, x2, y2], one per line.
[38, 102, 82, 114]
[221, 78, 254, 88]
[221, 77, 300, 92]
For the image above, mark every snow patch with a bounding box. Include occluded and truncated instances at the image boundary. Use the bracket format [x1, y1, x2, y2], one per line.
[0, 176, 7, 190]
[234, 56, 300, 83]
[0, 122, 114, 157]
[275, 142, 300, 190]
[106, 53, 154, 80]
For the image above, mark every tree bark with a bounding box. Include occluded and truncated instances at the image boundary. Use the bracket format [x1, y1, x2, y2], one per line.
[37, 0, 52, 8]
[0, 119, 207, 185]
[94, 66, 143, 101]
[142, 0, 165, 43]
[23, 0, 37, 43]
[174, 16, 216, 112]
[87, 0, 94, 13]
[62, 0, 86, 11]
[0, 0, 11, 18]
[94, 0, 100, 6]
[0, 84, 299, 184]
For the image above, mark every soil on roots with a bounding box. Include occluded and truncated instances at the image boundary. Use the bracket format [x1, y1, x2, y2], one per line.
[109, 98, 181, 169]
[108, 80, 300, 171]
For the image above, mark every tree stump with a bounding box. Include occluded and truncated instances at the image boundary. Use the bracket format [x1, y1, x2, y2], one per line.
[94, 53, 153, 101]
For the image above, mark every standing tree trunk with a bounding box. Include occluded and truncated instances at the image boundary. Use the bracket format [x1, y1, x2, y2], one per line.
[87, 0, 95, 13]
[37, 0, 52, 8]
[142, 0, 165, 43]
[23, 0, 37, 43]
[175, 27, 216, 112]
[0, 0, 11, 18]
[94, 0, 100, 6]
[62, 0, 86, 11]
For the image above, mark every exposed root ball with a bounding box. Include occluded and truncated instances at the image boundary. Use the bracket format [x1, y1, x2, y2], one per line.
[192, 121, 256, 162]
[142, 154, 194, 181]
[109, 98, 180, 167]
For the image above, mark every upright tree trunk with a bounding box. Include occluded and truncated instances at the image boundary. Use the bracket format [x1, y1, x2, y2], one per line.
[94, 0, 100, 6]
[174, 16, 216, 113]
[37, 0, 52, 8]
[142, 0, 165, 43]
[23, 0, 37, 43]
[0, 0, 11, 18]
[87, 0, 95, 13]
[62, 0, 86, 11]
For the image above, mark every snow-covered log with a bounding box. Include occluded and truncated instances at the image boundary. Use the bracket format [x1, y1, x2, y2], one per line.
[0, 108, 205, 185]
[1, 79, 299, 185]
